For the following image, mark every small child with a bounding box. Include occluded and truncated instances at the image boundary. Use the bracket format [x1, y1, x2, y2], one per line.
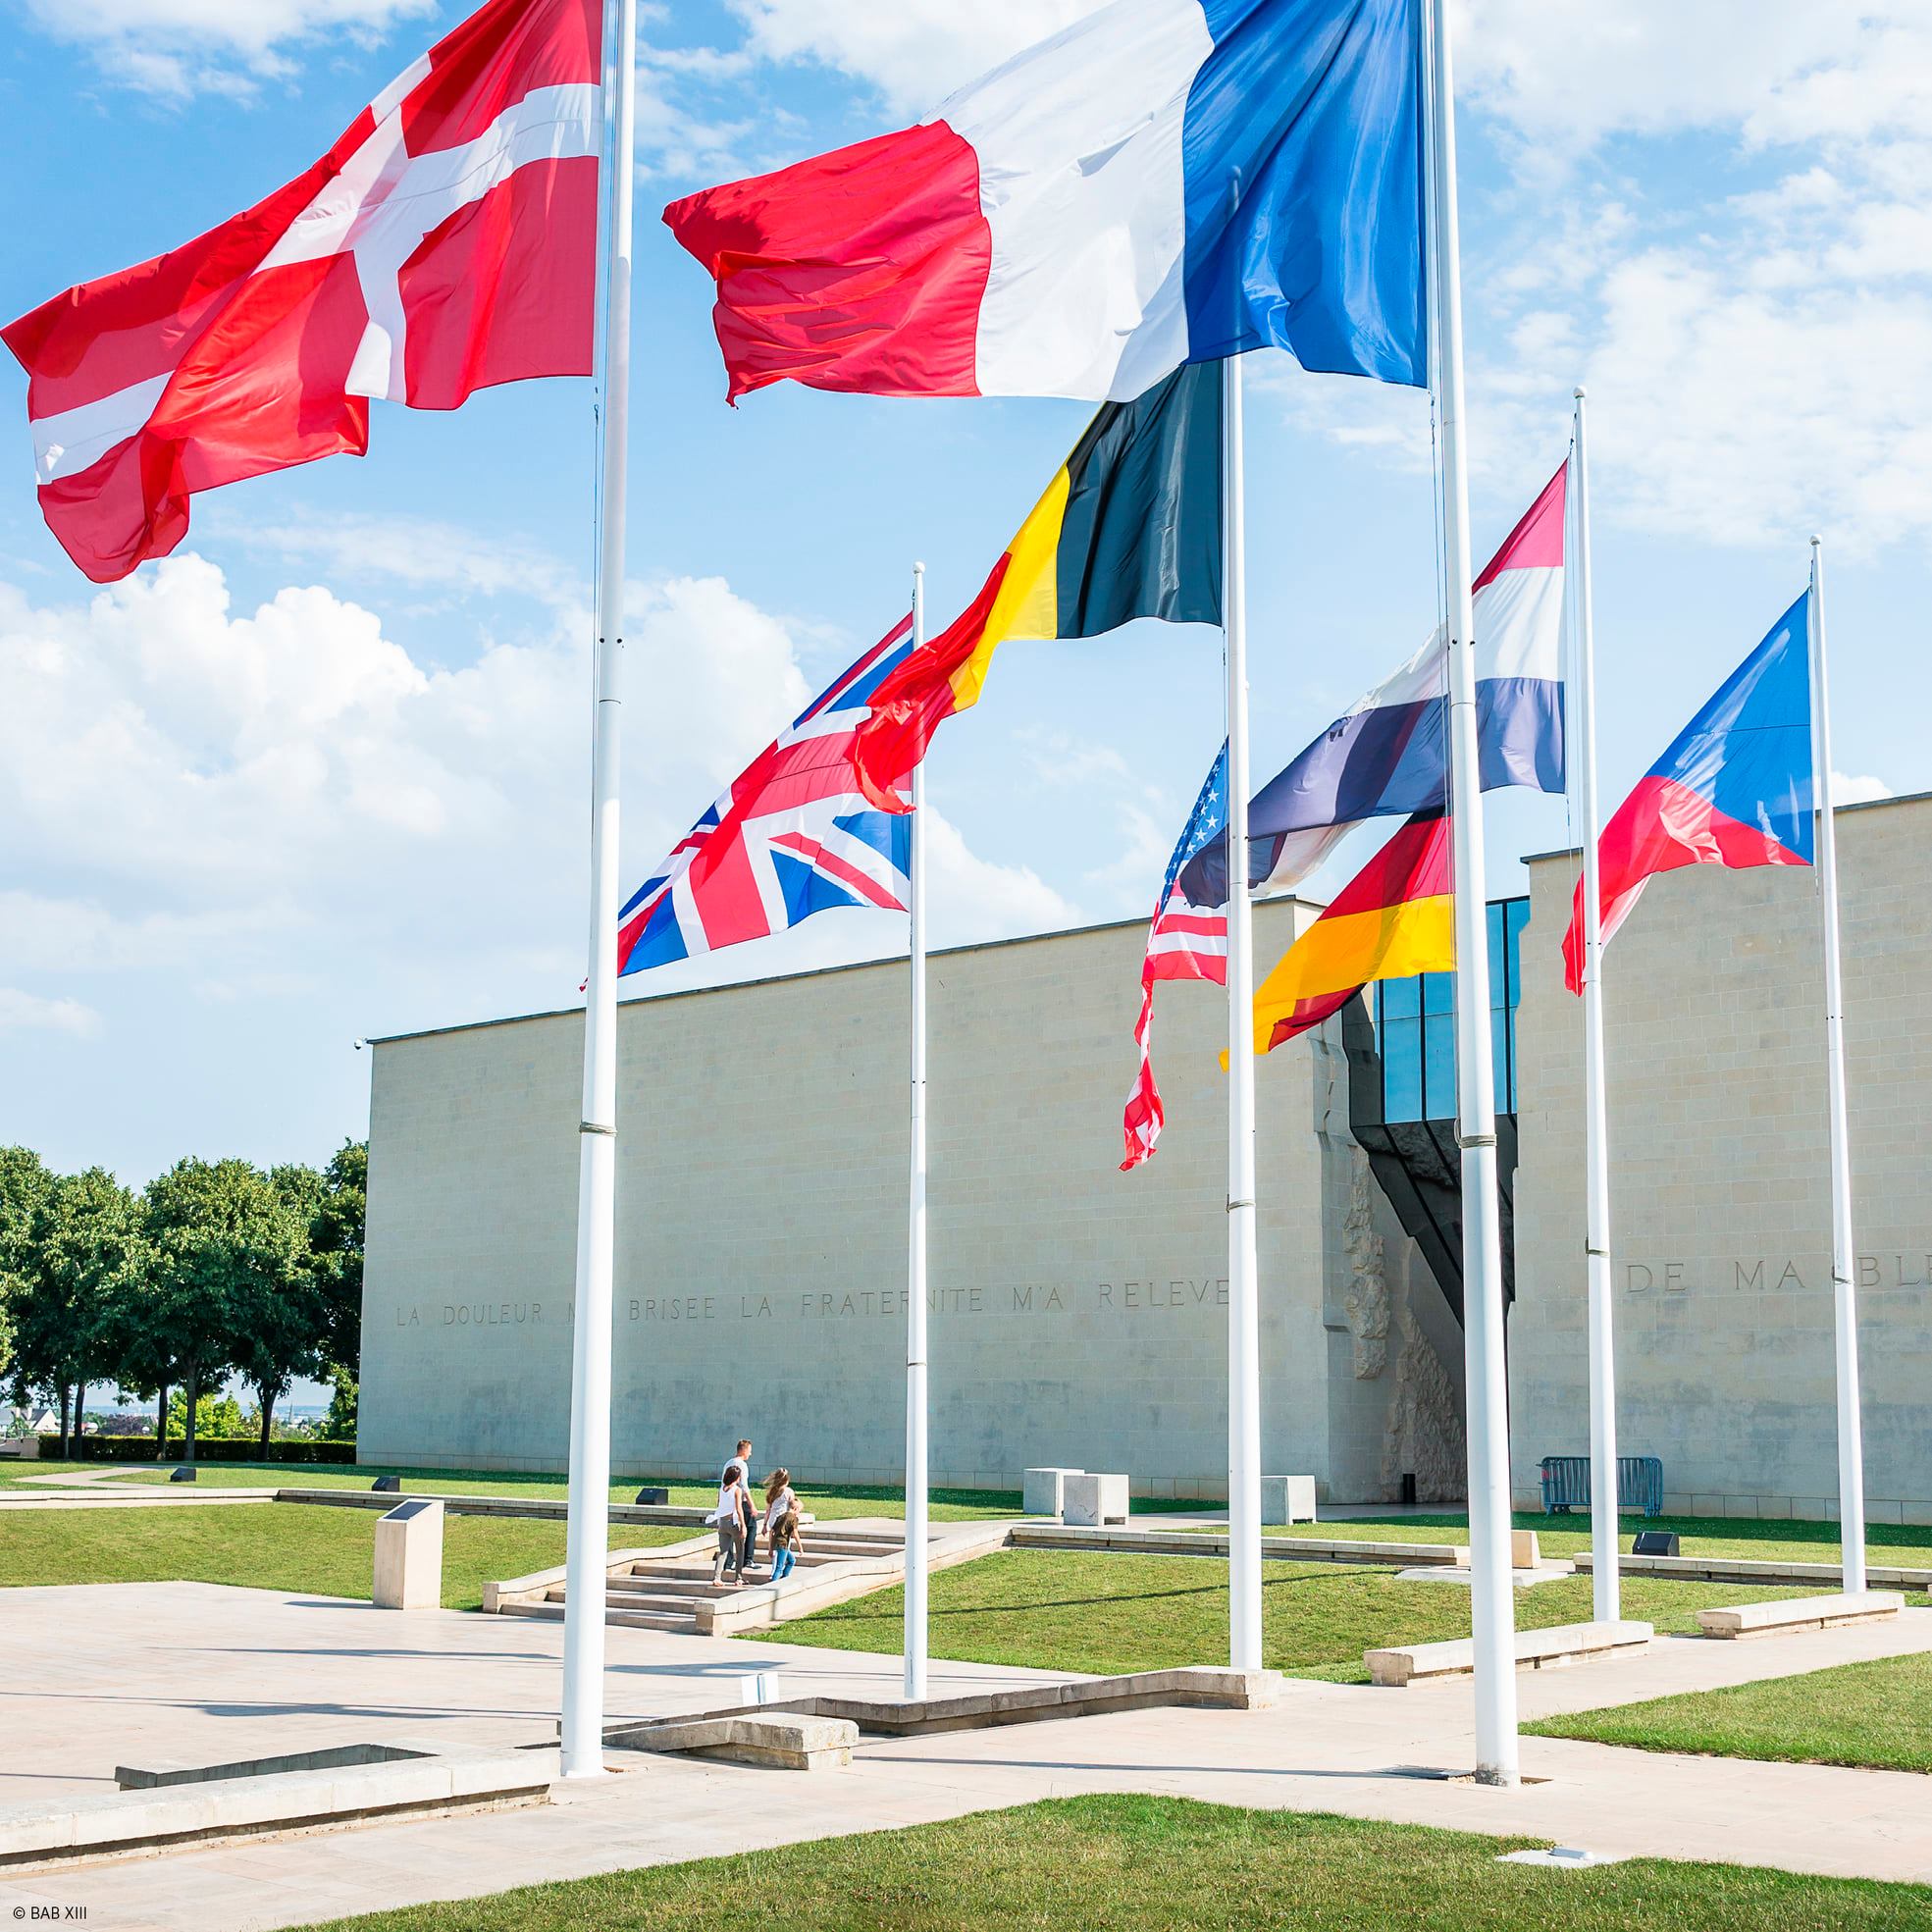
[707, 1463, 747, 1585]
[768, 1507, 805, 1583]
[763, 1466, 805, 1582]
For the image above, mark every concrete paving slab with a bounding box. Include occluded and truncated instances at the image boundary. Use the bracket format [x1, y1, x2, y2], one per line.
[1, 1584, 1929, 1929]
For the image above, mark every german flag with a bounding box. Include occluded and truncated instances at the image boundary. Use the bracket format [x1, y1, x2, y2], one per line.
[1250, 811, 1454, 1055]
[852, 360, 1223, 808]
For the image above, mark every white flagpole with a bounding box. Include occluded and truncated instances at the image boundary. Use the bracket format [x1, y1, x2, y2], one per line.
[1224, 348, 1263, 1672]
[559, 0, 637, 1783]
[1428, 0, 1518, 1785]
[1572, 389, 1620, 1623]
[904, 561, 931, 1700]
[1808, 538, 1867, 1596]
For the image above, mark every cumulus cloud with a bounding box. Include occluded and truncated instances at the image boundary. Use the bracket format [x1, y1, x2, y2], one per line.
[727, 0, 1105, 114]
[0, 553, 1077, 1041]
[0, 989, 104, 1039]
[1831, 771, 1895, 807]
[25, 0, 434, 99]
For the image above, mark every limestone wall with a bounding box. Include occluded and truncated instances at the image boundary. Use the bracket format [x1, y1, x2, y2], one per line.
[1509, 791, 1932, 1521]
[359, 897, 1460, 1497]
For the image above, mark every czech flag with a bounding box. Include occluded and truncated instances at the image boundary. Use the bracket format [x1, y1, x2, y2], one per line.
[1247, 809, 1454, 1054]
[663, 0, 1426, 405]
[1563, 593, 1815, 995]
[853, 361, 1224, 808]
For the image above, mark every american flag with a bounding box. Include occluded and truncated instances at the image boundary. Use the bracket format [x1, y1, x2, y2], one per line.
[1121, 743, 1229, 1171]
[617, 615, 916, 973]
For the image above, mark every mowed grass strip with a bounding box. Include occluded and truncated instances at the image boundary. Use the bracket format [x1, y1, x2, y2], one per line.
[0, 1500, 692, 1611]
[767, 1547, 1823, 1682]
[296, 1792, 1932, 1932]
[93, 1463, 1108, 1522]
[1528, 1651, 1932, 1775]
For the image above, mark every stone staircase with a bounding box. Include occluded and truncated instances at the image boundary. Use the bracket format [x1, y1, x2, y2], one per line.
[485, 1518, 1012, 1637]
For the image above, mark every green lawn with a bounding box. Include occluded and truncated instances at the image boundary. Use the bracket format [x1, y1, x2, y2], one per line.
[0, 1500, 693, 1610]
[1528, 1651, 1932, 1776]
[297, 1793, 1932, 1931]
[81, 1462, 1080, 1522]
[767, 1547, 1846, 1683]
[1198, 1512, 1932, 1574]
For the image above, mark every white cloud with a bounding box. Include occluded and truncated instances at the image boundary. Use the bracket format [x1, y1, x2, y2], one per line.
[0, 554, 1074, 1038]
[229, 513, 575, 605]
[1831, 771, 1894, 807]
[0, 990, 103, 1039]
[25, 0, 434, 99]
[923, 809, 1077, 939]
[727, 0, 1106, 115]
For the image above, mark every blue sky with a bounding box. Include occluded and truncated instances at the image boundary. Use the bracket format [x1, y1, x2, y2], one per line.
[1, 0, 1928, 1191]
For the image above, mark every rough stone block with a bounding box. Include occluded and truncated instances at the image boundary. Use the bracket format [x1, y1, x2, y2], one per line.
[1260, 1475, 1317, 1525]
[1022, 1467, 1083, 1516]
[1063, 1472, 1128, 1527]
[1697, 1591, 1904, 1640]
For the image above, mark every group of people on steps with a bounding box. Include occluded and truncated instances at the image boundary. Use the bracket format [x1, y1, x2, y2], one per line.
[705, 1436, 808, 1586]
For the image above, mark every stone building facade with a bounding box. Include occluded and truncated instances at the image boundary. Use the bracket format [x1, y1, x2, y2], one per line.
[359, 792, 1930, 1518]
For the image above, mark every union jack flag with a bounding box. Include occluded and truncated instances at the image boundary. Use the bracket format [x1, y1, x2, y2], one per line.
[618, 615, 917, 973]
[1121, 743, 1228, 1171]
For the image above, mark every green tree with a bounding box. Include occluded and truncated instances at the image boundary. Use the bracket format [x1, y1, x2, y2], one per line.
[0, 1147, 56, 1390]
[311, 1139, 366, 1376]
[8, 1168, 141, 1456]
[323, 1364, 358, 1441]
[240, 1163, 335, 1451]
[166, 1389, 249, 1440]
[142, 1158, 304, 1463]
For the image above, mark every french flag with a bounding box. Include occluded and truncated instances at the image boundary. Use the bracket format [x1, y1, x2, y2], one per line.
[663, 0, 1426, 404]
[1563, 592, 1815, 994]
[1243, 459, 1569, 894]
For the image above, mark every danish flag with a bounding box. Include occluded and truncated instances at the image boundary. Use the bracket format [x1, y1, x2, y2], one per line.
[617, 617, 919, 974]
[3, 0, 601, 583]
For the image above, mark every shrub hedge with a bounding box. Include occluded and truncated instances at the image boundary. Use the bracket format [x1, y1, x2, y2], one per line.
[76, 1437, 358, 1464]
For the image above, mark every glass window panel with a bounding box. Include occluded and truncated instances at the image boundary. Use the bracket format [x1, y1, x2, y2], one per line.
[1383, 1018, 1423, 1122]
[1487, 904, 1507, 1011]
[1423, 1014, 1457, 1119]
[1493, 1018, 1514, 1114]
[1422, 970, 1455, 1016]
[1383, 975, 1421, 1020]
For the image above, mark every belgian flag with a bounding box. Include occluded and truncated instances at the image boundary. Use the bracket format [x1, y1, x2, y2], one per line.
[853, 361, 1223, 808]
[1249, 810, 1455, 1054]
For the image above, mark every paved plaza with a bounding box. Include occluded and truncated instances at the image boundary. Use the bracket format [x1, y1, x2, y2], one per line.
[6, 1579, 1932, 1929]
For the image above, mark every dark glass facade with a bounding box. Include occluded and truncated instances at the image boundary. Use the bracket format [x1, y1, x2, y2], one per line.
[1369, 897, 1530, 1123]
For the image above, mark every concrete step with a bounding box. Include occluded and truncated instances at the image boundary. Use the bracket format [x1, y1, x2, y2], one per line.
[609, 1573, 724, 1596]
[501, 1599, 698, 1634]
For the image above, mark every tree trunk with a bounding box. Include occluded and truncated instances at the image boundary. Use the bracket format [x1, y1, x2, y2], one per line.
[154, 1380, 170, 1460]
[257, 1384, 276, 1453]
[72, 1371, 84, 1461]
[183, 1361, 199, 1464]
[57, 1384, 71, 1459]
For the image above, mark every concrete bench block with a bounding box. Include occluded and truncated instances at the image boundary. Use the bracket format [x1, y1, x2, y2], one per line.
[1023, 1467, 1084, 1516]
[1366, 1619, 1653, 1688]
[1697, 1591, 1905, 1640]
[1063, 1472, 1128, 1527]
[1260, 1476, 1317, 1525]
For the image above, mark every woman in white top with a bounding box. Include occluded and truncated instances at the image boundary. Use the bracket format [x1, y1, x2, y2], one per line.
[707, 1466, 747, 1585]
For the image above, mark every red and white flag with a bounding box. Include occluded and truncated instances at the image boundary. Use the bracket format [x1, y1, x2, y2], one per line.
[3, 0, 601, 584]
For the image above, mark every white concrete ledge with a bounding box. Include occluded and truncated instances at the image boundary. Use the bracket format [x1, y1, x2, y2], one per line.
[1697, 1591, 1905, 1640]
[1366, 1620, 1653, 1688]
[1579, 1551, 1932, 1592]
[608, 1713, 856, 1771]
[1008, 1523, 1468, 1567]
[0, 1743, 554, 1871]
